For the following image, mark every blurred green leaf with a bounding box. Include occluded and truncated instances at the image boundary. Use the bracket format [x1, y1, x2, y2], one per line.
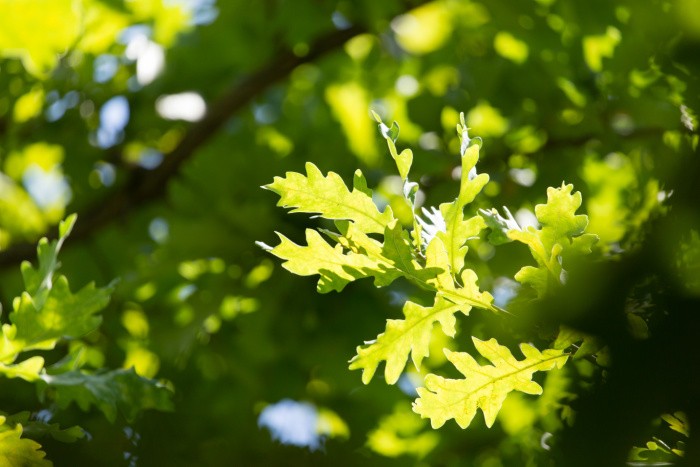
[41, 368, 173, 423]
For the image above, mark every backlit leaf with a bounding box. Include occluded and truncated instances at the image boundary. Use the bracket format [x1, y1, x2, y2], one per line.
[263, 229, 399, 293]
[414, 337, 568, 429]
[351, 294, 466, 385]
[350, 238, 494, 384]
[264, 162, 394, 234]
[435, 128, 489, 277]
[0, 418, 50, 467]
[11, 277, 113, 352]
[505, 183, 598, 297]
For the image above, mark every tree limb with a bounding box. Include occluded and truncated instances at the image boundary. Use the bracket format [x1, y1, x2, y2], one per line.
[0, 24, 366, 267]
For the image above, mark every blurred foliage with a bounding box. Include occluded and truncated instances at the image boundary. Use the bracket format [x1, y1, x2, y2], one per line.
[0, 0, 698, 465]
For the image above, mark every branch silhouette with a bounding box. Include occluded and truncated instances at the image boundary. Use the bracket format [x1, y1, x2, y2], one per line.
[0, 24, 366, 267]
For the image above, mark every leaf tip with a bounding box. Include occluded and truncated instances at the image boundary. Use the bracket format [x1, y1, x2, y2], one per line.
[59, 213, 78, 239]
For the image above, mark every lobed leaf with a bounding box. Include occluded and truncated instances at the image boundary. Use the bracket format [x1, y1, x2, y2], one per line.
[20, 214, 76, 307]
[11, 278, 114, 351]
[349, 296, 462, 385]
[662, 412, 689, 437]
[413, 337, 568, 429]
[0, 215, 115, 367]
[1, 412, 85, 443]
[479, 206, 518, 245]
[0, 357, 45, 382]
[427, 235, 495, 313]
[380, 220, 440, 285]
[263, 162, 394, 234]
[554, 325, 605, 360]
[434, 144, 489, 277]
[504, 184, 598, 297]
[264, 229, 401, 293]
[0, 418, 50, 467]
[40, 368, 174, 423]
[349, 238, 494, 384]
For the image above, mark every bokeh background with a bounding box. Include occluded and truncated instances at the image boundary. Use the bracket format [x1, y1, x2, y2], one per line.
[0, 0, 699, 465]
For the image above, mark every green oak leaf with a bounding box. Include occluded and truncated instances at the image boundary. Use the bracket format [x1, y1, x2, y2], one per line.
[333, 220, 437, 287]
[350, 297, 462, 385]
[0, 357, 45, 382]
[0, 214, 114, 368]
[479, 206, 518, 245]
[1, 412, 85, 443]
[0, 418, 50, 467]
[380, 220, 440, 285]
[263, 162, 394, 234]
[413, 337, 568, 429]
[20, 214, 76, 307]
[262, 229, 400, 293]
[434, 144, 489, 277]
[426, 236, 495, 314]
[11, 277, 114, 352]
[349, 237, 494, 384]
[264, 218, 449, 294]
[40, 368, 174, 423]
[505, 183, 598, 297]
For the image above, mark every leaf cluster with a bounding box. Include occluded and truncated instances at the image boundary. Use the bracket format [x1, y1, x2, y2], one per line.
[264, 115, 597, 431]
[0, 216, 172, 462]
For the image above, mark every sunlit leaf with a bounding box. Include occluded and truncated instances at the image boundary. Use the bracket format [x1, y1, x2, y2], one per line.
[264, 162, 394, 234]
[349, 234, 496, 384]
[0, 357, 45, 382]
[11, 277, 113, 353]
[414, 338, 568, 428]
[0, 418, 50, 467]
[504, 184, 598, 297]
[435, 144, 489, 277]
[0, 0, 79, 77]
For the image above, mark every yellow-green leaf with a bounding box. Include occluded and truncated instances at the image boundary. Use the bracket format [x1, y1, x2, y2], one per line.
[264, 162, 394, 234]
[0, 419, 50, 467]
[0, 356, 45, 382]
[413, 337, 568, 429]
[505, 183, 598, 297]
[350, 297, 463, 385]
[349, 237, 491, 384]
[263, 229, 400, 293]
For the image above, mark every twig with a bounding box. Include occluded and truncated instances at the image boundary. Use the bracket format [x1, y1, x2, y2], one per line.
[0, 24, 366, 268]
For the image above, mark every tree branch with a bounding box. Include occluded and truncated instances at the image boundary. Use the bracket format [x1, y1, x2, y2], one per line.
[0, 24, 366, 268]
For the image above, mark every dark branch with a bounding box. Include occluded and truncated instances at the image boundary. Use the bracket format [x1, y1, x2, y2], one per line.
[0, 24, 365, 268]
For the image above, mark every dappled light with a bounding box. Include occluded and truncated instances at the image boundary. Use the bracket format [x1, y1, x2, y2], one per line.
[155, 92, 206, 121]
[0, 0, 698, 465]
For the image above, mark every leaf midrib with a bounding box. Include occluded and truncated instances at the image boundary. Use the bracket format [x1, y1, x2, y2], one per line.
[430, 352, 567, 412]
[280, 184, 387, 233]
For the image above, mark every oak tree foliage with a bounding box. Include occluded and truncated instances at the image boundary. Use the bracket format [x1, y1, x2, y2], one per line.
[0, 0, 699, 465]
